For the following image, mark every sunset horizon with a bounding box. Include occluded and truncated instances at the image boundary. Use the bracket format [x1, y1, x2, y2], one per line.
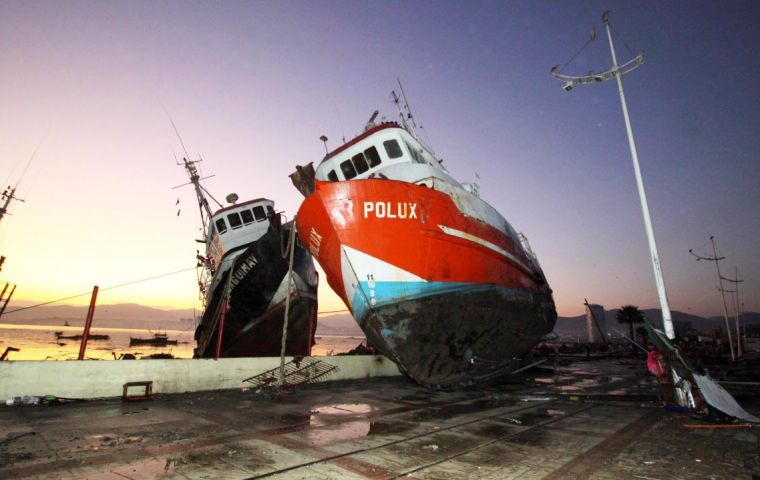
[2, 1, 758, 325]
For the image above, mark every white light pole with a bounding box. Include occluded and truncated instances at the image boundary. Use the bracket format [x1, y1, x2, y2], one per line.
[552, 11, 675, 339]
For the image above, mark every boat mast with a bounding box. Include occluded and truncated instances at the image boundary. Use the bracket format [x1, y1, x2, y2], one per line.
[1, 147, 35, 228]
[170, 119, 223, 242]
[0, 186, 24, 227]
[174, 157, 223, 243]
[184, 159, 212, 223]
[391, 79, 437, 158]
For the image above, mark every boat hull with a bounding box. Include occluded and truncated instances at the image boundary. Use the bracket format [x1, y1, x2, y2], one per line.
[297, 179, 556, 388]
[194, 224, 318, 358]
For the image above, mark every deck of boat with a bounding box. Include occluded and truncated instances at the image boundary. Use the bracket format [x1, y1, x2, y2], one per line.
[1, 359, 757, 479]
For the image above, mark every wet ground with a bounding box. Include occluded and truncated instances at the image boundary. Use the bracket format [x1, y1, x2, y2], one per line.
[1, 358, 758, 479]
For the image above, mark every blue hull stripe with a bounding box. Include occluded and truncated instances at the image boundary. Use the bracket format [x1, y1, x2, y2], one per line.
[351, 280, 530, 323]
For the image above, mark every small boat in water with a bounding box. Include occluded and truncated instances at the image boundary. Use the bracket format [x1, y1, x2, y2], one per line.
[129, 332, 178, 346]
[178, 158, 319, 358]
[291, 94, 556, 388]
[54, 331, 109, 341]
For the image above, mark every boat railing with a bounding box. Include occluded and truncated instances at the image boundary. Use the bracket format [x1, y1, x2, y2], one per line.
[518, 233, 539, 263]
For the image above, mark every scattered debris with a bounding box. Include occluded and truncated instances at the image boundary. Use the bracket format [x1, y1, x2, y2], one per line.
[122, 381, 153, 401]
[164, 457, 188, 470]
[683, 423, 753, 429]
[1, 346, 19, 360]
[5, 395, 40, 406]
[243, 358, 339, 389]
[520, 396, 551, 402]
[337, 343, 376, 356]
[645, 319, 760, 424]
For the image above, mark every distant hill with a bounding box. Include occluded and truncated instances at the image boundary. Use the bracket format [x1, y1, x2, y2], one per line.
[0, 302, 365, 336]
[0, 303, 197, 330]
[316, 313, 363, 336]
[553, 308, 759, 340]
[3, 301, 755, 340]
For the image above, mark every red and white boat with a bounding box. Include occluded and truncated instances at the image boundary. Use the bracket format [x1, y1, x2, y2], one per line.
[291, 103, 556, 388]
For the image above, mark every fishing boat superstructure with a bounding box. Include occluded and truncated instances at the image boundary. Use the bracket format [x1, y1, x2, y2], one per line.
[292, 99, 556, 388]
[179, 158, 318, 358]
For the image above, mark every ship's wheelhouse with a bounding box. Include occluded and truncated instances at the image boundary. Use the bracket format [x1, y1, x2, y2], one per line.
[311, 122, 529, 267]
[315, 124, 455, 186]
[207, 198, 274, 260]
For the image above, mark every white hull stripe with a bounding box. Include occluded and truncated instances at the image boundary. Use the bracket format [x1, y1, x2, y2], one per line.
[437, 225, 532, 274]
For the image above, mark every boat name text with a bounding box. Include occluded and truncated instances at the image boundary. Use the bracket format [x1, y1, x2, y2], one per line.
[229, 254, 258, 293]
[309, 228, 323, 257]
[363, 202, 417, 220]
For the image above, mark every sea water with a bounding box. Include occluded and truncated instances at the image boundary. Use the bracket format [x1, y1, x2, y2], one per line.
[0, 323, 363, 360]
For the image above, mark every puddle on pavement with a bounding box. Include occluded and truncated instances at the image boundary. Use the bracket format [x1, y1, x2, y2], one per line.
[308, 403, 376, 428]
[311, 403, 376, 416]
[305, 420, 371, 446]
[531, 362, 656, 396]
[299, 403, 377, 445]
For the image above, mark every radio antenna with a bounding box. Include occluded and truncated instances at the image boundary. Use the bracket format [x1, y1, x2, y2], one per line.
[0, 145, 38, 226]
[397, 78, 419, 135]
[170, 118, 192, 161]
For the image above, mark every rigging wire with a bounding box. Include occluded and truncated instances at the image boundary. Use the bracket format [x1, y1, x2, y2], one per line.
[690, 238, 712, 257]
[613, 27, 638, 59]
[170, 118, 192, 161]
[317, 308, 349, 315]
[2, 267, 196, 316]
[557, 35, 595, 73]
[557, 22, 639, 75]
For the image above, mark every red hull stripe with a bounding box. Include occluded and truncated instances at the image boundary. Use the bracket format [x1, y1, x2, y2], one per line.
[297, 179, 541, 309]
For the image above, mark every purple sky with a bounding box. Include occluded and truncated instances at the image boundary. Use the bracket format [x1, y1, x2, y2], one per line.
[1, 1, 758, 318]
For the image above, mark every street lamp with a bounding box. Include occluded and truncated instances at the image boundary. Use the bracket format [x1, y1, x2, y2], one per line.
[551, 11, 676, 340]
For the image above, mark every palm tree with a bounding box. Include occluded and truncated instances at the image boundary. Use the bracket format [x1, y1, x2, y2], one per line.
[616, 305, 645, 345]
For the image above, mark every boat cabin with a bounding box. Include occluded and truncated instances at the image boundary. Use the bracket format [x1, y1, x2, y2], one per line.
[207, 198, 274, 260]
[315, 123, 457, 187]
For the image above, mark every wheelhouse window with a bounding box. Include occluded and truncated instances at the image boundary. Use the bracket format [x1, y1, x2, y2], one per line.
[364, 146, 382, 167]
[240, 209, 254, 225]
[405, 141, 423, 163]
[266, 205, 274, 216]
[352, 153, 369, 174]
[227, 212, 242, 229]
[327, 170, 339, 182]
[340, 159, 358, 179]
[252, 205, 266, 221]
[384, 139, 403, 159]
[215, 218, 228, 234]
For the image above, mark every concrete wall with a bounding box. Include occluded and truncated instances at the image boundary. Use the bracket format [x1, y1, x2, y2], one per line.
[0, 355, 401, 400]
